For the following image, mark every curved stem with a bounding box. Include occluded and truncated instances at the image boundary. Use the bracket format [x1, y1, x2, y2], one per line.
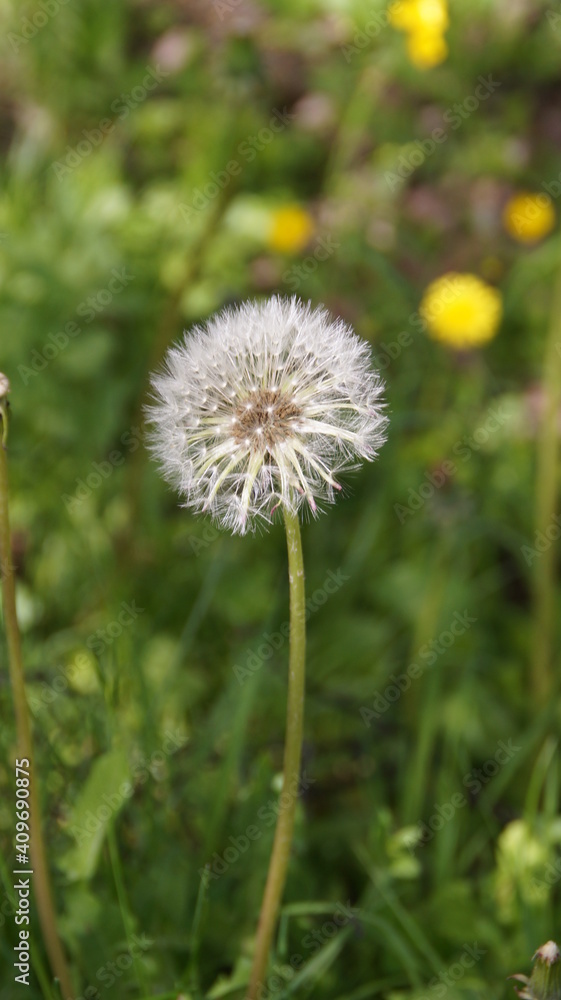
[531, 262, 561, 703]
[0, 400, 74, 999]
[247, 509, 306, 1000]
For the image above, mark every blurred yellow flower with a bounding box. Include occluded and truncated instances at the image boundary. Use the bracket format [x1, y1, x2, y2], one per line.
[389, 0, 449, 33]
[388, 0, 449, 68]
[420, 272, 502, 349]
[406, 29, 448, 68]
[267, 205, 314, 254]
[503, 192, 556, 244]
[388, 0, 416, 30]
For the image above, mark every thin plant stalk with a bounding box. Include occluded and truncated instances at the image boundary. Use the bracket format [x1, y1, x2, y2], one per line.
[247, 508, 306, 999]
[531, 264, 561, 703]
[0, 393, 74, 1000]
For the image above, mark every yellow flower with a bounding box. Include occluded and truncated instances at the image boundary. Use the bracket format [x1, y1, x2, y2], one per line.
[503, 192, 556, 244]
[388, 0, 417, 30]
[267, 205, 314, 254]
[406, 29, 448, 68]
[389, 0, 449, 34]
[389, 0, 449, 68]
[420, 272, 502, 349]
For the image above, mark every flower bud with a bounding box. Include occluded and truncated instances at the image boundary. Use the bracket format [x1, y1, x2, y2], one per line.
[511, 941, 561, 1000]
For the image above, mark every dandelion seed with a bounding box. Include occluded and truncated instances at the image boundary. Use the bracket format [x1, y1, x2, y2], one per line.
[147, 296, 387, 534]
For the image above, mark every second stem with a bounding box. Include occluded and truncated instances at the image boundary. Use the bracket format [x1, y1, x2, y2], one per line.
[0, 403, 74, 999]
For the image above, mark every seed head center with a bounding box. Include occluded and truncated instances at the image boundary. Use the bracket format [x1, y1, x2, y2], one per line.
[233, 388, 301, 448]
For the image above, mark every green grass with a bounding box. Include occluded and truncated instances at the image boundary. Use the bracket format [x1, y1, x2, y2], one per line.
[1, 0, 561, 996]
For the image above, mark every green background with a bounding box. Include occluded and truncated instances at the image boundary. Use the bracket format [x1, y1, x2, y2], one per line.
[1, 0, 560, 997]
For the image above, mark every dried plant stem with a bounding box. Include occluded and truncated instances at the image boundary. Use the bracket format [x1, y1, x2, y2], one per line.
[247, 508, 306, 1000]
[0, 400, 74, 1000]
[532, 266, 561, 703]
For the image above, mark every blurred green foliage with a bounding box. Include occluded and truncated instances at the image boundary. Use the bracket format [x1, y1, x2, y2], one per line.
[1, 0, 561, 997]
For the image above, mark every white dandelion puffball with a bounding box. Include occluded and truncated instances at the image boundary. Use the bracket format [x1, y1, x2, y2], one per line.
[147, 297, 387, 534]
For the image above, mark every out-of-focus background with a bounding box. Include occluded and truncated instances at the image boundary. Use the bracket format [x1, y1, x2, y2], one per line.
[1, 0, 561, 997]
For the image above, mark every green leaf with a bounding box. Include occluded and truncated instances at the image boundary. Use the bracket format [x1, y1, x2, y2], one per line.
[58, 748, 131, 882]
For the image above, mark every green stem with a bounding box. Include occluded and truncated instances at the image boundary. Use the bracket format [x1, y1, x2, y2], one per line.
[107, 826, 149, 996]
[531, 263, 561, 703]
[247, 509, 306, 1000]
[400, 543, 449, 824]
[0, 397, 75, 1000]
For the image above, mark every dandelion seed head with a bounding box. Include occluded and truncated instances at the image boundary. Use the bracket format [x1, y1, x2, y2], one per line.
[147, 296, 388, 534]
